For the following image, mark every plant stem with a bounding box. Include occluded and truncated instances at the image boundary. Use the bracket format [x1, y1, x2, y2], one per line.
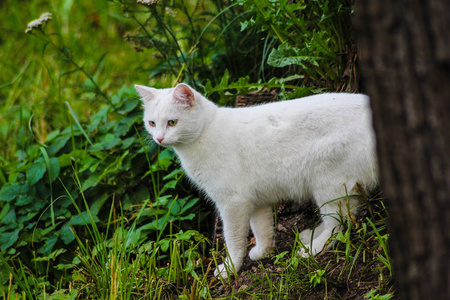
[129, 13, 179, 78]
[38, 30, 112, 107]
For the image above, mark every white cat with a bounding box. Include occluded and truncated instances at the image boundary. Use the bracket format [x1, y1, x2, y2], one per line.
[135, 83, 378, 278]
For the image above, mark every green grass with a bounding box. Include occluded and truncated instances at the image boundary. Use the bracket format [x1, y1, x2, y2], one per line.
[1, 187, 393, 299]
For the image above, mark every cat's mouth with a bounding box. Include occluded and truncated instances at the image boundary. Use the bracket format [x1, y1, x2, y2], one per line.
[155, 138, 175, 147]
[156, 141, 169, 147]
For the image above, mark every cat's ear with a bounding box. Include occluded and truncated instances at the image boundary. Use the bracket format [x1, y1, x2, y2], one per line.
[135, 85, 157, 103]
[173, 84, 195, 107]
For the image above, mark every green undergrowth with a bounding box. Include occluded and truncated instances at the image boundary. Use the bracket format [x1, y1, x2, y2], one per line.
[0, 85, 208, 297]
[2, 190, 394, 299]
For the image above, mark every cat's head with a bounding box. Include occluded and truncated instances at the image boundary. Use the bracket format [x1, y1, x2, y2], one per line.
[135, 83, 206, 147]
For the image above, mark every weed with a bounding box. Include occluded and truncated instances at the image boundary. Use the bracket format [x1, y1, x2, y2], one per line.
[365, 288, 394, 300]
[309, 269, 326, 288]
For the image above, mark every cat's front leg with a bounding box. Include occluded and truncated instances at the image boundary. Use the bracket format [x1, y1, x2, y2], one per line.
[249, 205, 274, 260]
[214, 203, 251, 279]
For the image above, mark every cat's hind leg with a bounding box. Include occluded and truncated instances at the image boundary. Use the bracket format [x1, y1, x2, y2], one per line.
[299, 190, 357, 257]
[249, 204, 274, 261]
[298, 208, 341, 257]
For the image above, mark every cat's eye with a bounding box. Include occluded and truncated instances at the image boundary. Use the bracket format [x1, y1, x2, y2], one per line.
[168, 119, 178, 126]
[148, 121, 156, 127]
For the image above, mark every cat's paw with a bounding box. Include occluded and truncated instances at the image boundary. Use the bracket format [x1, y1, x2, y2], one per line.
[298, 246, 312, 258]
[249, 245, 269, 261]
[299, 228, 313, 246]
[298, 229, 319, 257]
[214, 263, 229, 279]
[298, 233, 329, 258]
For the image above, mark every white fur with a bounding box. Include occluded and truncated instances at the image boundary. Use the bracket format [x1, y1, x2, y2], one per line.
[135, 84, 378, 278]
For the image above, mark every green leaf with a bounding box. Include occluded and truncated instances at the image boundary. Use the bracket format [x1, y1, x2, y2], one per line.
[68, 212, 99, 226]
[174, 213, 195, 221]
[163, 180, 178, 190]
[40, 223, 59, 236]
[137, 217, 173, 232]
[0, 182, 28, 202]
[268, 42, 321, 68]
[38, 235, 58, 255]
[1, 209, 17, 228]
[81, 172, 102, 191]
[121, 137, 135, 149]
[26, 160, 46, 185]
[87, 106, 109, 133]
[0, 203, 11, 221]
[163, 169, 184, 181]
[114, 112, 142, 136]
[240, 18, 255, 31]
[102, 133, 122, 149]
[124, 228, 141, 249]
[65, 101, 94, 147]
[33, 248, 67, 261]
[48, 157, 60, 182]
[118, 98, 140, 114]
[77, 155, 100, 173]
[0, 182, 34, 206]
[174, 230, 197, 241]
[179, 197, 199, 215]
[219, 68, 230, 87]
[159, 238, 171, 252]
[335, 231, 348, 243]
[47, 135, 71, 156]
[16, 195, 34, 206]
[58, 225, 75, 245]
[45, 129, 61, 143]
[57, 150, 87, 168]
[154, 195, 171, 206]
[169, 196, 198, 217]
[90, 194, 109, 215]
[0, 228, 20, 251]
[152, 148, 175, 171]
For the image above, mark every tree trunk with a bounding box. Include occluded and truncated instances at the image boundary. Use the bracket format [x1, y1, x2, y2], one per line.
[356, 1, 450, 299]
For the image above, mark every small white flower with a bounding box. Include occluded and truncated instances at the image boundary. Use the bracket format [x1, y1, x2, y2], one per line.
[165, 7, 176, 17]
[25, 12, 52, 34]
[137, 0, 158, 5]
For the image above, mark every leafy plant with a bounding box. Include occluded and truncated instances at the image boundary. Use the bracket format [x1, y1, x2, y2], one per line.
[202, 69, 319, 105]
[309, 269, 326, 288]
[237, 0, 354, 89]
[0, 85, 204, 295]
[64, 174, 209, 299]
[120, 0, 259, 87]
[365, 288, 394, 300]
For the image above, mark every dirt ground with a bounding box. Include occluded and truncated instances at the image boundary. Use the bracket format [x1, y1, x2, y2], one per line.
[206, 198, 394, 299]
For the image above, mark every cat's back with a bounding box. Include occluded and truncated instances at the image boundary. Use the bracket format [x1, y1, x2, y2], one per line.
[235, 92, 368, 116]
[214, 93, 371, 135]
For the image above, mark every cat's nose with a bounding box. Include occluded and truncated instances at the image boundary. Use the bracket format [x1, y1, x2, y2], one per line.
[157, 137, 164, 143]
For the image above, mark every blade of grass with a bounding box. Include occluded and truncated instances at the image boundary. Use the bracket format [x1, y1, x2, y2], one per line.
[65, 101, 94, 147]
[0, 254, 35, 300]
[39, 147, 55, 226]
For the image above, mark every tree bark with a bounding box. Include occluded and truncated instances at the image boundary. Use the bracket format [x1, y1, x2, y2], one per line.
[356, 1, 450, 299]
